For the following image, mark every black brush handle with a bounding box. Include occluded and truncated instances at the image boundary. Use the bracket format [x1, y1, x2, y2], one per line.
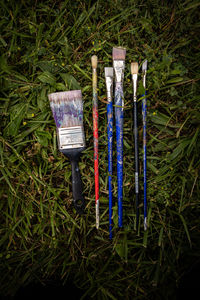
[71, 158, 85, 214]
[133, 101, 140, 231]
[61, 148, 85, 214]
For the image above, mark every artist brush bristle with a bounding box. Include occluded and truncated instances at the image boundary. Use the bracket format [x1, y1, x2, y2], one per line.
[48, 90, 83, 128]
[142, 60, 148, 72]
[105, 67, 113, 77]
[91, 55, 98, 68]
[112, 47, 126, 60]
[131, 62, 139, 75]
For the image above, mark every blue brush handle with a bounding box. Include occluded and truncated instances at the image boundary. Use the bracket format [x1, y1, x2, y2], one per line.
[142, 92, 147, 228]
[107, 101, 113, 239]
[133, 100, 139, 230]
[114, 85, 124, 228]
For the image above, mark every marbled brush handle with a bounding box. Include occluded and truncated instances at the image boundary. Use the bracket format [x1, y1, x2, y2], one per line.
[92, 64, 99, 229]
[114, 84, 124, 228]
[107, 100, 113, 239]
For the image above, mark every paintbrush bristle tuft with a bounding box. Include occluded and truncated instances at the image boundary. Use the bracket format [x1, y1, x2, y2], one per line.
[48, 90, 83, 128]
[105, 67, 113, 77]
[142, 60, 148, 71]
[112, 47, 126, 60]
[131, 62, 138, 75]
[91, 55, 98, 68]
[48, 90, 82, 103]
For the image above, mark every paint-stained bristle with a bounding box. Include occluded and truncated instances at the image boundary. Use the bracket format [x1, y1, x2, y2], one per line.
[131, 62, 138, 75]
[48, 90, 82, 103]
[91, 55, 98, 68]
[142, 60, 148, 72]
[48, 90, 83, 128]
[105, 67, 113, 78]
[112, 47, 126, 60]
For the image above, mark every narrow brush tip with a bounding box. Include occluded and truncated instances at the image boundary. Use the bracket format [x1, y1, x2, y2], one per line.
[48, 90, 82, 102]
[91, 55, 98, 68]
[142, 60, 148, 71]
[131, 62, 138, 74]
[112, 47, 126, 60]
[105, 67, 113, 77]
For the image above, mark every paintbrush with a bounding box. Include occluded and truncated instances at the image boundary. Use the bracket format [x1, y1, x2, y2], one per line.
[131, 62, 139, 231]
[112, 47, 126, 228]
[48, 90, 86, 214]
[105, 67, 114, 239]
[91, 55, 99, 229]
[142, 60, 148, 231]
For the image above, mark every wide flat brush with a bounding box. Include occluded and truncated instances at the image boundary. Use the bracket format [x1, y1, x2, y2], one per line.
[113, 47, 126, 228]
[131, 62, 139, 231]
[91, 55, 99, 229]
[142, 60, 148, 231]
[105, 67, 114, 239]
[48, 90, 86, 214]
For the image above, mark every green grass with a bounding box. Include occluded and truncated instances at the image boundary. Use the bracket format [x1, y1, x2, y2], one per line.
[0, 0, 200, 298]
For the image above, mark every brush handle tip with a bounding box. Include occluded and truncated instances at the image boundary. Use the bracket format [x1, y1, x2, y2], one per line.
[96, 200, 99, 229]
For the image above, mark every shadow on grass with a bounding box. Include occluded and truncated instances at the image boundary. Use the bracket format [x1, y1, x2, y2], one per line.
[0, 280, 83, 300]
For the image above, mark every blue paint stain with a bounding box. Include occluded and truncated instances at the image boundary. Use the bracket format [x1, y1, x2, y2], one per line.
[50, 100, 83, 128]
[142, 92, 147, 221]
[114, 84, 124, 228]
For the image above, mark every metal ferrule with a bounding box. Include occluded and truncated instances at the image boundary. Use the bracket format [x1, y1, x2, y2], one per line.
[113, 60, 125, 83]
[57, 126, 85, 150]
[92, 68, 97, 84]
[132, 74, 138, 101]
[143, 71, 146, 89]
[144, 217, 147, 231]
[105, 76, 113, 102]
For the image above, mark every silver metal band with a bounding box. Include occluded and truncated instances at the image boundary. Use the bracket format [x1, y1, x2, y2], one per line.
[143, 72, 146, 89]
[105, 76, 113, 101]
[58, 126, 85, 150]
[113, 60, 125, 83]
[132, 74, 138, 101]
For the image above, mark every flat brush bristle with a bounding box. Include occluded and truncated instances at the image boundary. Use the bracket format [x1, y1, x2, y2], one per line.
[48, 90, 82, 102]
[131, 62, 138, 75]
[105, 67, 113, 77]
[48, 90, 83, 128]
[112, 47, 126, 60]
[91, 55, 98, 68]
[142, 60, 148, 71]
